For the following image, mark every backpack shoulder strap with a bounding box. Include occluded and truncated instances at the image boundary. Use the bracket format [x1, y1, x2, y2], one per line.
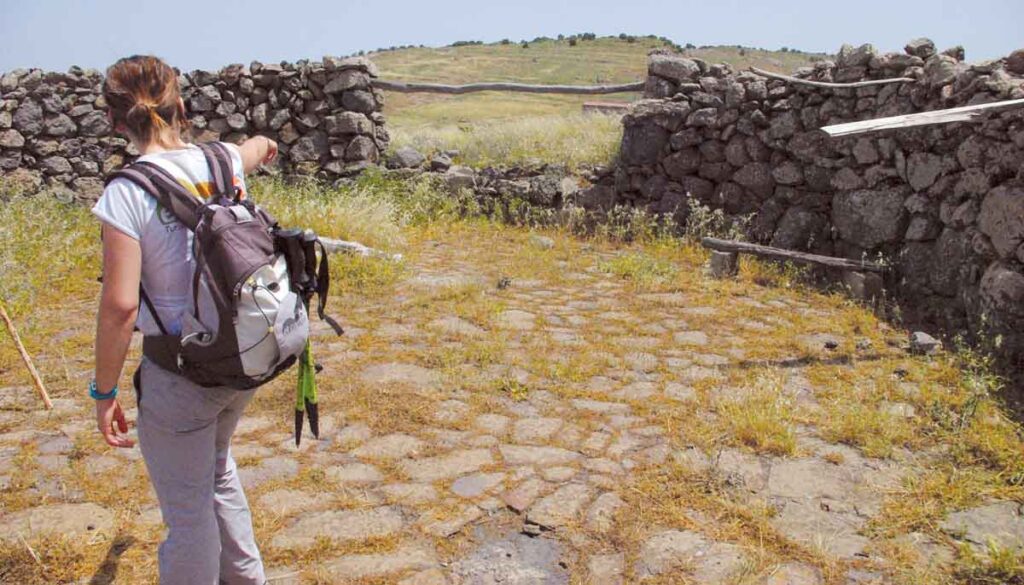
[196, 141, 237, 199]
[106, 162, 203, 231]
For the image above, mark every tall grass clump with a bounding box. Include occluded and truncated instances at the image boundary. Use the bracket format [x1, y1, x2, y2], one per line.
[0, 187, 100, 317]
[389, 113, 622, 169]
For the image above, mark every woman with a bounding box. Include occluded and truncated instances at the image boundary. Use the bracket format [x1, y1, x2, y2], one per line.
[91, 55, 277, 585]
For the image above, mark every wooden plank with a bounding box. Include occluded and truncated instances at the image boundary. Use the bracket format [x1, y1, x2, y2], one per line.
[749, 66, 914, 89]
[374, 79, 644, 95]
[701, 237, 888, 273]
[320, 236, 403, 261]
[582, 101, 630, 115]
[820, 98, 1024, 137]
[0, 301, 52, 410]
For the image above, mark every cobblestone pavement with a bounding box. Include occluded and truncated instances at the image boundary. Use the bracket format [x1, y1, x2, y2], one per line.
[0, 229, 1020, 584]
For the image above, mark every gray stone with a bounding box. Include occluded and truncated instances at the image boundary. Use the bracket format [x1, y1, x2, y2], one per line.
[585, 492, 625, 534]
[379, 483, 439, 505]
[360, 362, 441, 387]
[649, 54, 701, 82]
[635, 529, 745, 580]
[444, 165, 477, 191]
[832, 188, 908, 248]
[981, 264, 1024, 317]
[588, 553, 625, 585]
[0, 129, 24, 148]
[421, 504, 483, 537]
[271, 506, 405, 549]
[12, 100, 43, 134]
[764, 562, 824, 585]
[452, 472, 506, 498]
[0, 503, 115, 542]
[353, 433, 426, 460]
[771, 499, 869, 559]
[500, 445, 580, 466]
[324, 462, 383, 484]
[345, 135, 377, 161]
[905, 38, 936, 59]
[978, 185, 1024, 259]
[941, 501, 1024, 552]
[429, 316, 485, 338]
[906, 152, 943, 191]
[400, 449, 494, 482]
[239, 456, 300, 489]
[527, 483, 593, 529]
[387, 146, 426, 169]
[909, 331, 941, 355]
[341, 89, 376, 113]
[323, 69, 370, 94]
[450, 530, 569, 585]
[621, 122, 669, 165]
[1007, 49, 1024, 75]
[733, 162, 775, 198]
[772, 208, 826, 251]
[321, 543, 437, 580]
[512, 418, 564, 445]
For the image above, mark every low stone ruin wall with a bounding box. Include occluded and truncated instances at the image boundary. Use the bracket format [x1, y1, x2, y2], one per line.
[580, 39, 1024, 373]
[0, 56, 389, 200]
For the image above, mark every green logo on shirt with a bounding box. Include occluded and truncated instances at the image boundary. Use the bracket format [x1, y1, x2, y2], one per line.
[157, 204, 177, 226]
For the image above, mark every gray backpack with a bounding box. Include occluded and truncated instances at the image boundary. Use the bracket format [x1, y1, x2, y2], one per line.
[106, 142, 342, 389]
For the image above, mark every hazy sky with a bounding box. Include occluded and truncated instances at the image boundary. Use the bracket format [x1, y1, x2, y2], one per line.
[1, 0, 1021, 73]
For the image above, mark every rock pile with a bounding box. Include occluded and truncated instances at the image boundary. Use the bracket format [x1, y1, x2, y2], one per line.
[0, 56, 388, 200]
[584, 38, 1024, 375]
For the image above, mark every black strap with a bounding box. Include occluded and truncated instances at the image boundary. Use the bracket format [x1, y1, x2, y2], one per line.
[97, 224, 170, 336]
[139, 286, 170, 335]
[196, 142, 236, 200]
[314, 240, 344, 335]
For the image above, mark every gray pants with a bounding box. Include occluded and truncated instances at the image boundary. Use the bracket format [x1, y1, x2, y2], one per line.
[137, 359, 266, 585]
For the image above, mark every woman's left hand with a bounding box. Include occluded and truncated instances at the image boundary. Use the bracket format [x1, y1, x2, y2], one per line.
[96, 398, 135, 448]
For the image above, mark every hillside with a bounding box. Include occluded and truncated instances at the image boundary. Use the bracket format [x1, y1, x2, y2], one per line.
[371, 37, 824, 126]
[369, 37, 824, 167]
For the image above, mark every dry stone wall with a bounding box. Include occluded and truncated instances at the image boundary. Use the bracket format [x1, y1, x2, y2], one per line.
[582, 39, 1024, 373]
[0, 56, 389, 200]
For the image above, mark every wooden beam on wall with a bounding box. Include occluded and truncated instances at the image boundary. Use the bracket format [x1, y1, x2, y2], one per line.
[820, 98, 1024, 137]
[749, 66, 915, 89]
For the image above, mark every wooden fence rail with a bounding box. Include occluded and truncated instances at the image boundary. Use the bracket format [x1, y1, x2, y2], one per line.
[374, 79, 645, 95]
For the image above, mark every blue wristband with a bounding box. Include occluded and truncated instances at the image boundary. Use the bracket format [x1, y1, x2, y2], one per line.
[89, 380, 118, 400]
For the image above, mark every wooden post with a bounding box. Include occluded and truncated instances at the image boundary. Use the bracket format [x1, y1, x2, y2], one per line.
[709, 251, 739, 278]
[0, 301, 53, 410]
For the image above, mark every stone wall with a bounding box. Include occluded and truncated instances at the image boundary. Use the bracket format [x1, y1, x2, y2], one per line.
[583, 39, 1024, 373]
[0, 56, 388, 200]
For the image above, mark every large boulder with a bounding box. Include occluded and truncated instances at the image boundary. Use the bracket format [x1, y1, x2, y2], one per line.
[904, 38, 937, 59]
[978, 185, 1024, 258]
[648, 54, 701, 83]
[832, 188, 909, 249]
[620, 121, 669, 165]
[1004, 49, 1024, 75]
[980, 264, 1024, 318]
[386, 146, 425, 169]
[12, 100, 43, 134]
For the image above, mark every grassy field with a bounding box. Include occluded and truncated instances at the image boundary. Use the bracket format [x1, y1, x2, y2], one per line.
[370, 37, 823, 167]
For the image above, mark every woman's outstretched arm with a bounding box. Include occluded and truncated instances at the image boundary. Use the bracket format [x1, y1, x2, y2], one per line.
[238, 135, 278, 175]
[94, 224, 141, 448]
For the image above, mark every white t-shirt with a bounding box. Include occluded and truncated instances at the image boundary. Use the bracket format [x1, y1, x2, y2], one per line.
[91, 143, 248, 336]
